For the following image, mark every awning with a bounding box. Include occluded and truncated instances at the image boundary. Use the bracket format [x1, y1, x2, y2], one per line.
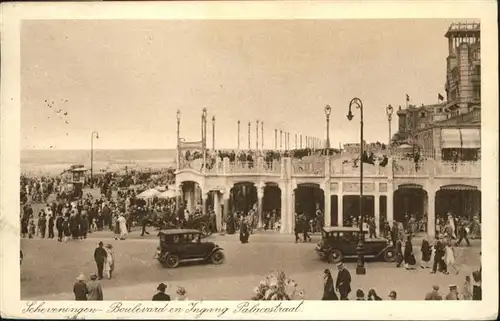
[440, 184, 479, 191]
[460, 128, 481, 148]
[441, 129, 462, 148]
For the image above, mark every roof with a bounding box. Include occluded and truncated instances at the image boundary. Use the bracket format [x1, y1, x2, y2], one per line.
[158, 229, 202, 235]
[322, 226, 369, 233]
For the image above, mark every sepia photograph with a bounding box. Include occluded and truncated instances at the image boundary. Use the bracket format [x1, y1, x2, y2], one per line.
[1, 1, 498, 320]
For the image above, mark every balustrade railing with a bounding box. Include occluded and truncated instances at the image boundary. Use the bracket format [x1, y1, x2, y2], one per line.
[178, 157, 481, 178]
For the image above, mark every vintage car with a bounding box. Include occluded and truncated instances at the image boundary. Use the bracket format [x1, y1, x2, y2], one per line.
[315, 226, 395, 263]
[154, 229, 225, 268]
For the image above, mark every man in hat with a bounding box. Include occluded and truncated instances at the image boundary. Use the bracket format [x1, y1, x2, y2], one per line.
[87, 273, 104, 300]
[424, 285, 443, 300]
[73, 274, 88, 301]
[335, 262, 352, 300]
[388, 290, 397, 300]
[152, 283, 171, 301]
[445, 284, 459, 300]
[94, 241, 107, 280]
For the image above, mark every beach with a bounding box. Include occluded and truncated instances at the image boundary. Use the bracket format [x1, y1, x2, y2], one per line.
[21, 149, 177, 175]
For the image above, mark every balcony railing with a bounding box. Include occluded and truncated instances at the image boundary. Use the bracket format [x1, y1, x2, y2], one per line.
[177, 157, 481, 178]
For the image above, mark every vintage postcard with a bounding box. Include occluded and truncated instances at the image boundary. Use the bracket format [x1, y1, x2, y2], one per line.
[1, 1, 498, 319]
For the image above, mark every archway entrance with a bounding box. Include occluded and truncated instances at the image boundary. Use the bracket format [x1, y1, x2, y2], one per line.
[342, 195, 375, 226]
[263, 182, 282, 231]
[393, 184, 428, 224]
[229, 182, 257, 214]
[435, 185, 481, 222]
[181, 181, 202, 214]
[294, 183, 324, 221]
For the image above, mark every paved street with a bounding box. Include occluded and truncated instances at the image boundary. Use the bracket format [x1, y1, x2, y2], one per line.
[21, 231, 481, 300]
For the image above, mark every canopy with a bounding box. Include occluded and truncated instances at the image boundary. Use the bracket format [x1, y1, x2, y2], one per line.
[137, 188, 161, 199]
[159, 190, 177, 199]
[441, 128, 481, 149]
[154, 185, 167, 192]
[396, 143, 413, 149]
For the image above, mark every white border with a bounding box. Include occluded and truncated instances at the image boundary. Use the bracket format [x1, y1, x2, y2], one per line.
[1, 1, 498, 320]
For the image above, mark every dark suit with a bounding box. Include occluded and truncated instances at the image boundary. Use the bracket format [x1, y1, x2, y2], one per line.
[152, 292, 171, 301]
[335, 268, 352, 300]
[94, 246, 107, 278]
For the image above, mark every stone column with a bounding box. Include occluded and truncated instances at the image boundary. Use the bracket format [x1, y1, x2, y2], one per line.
[257, 186, 264, 228]
[222, 194, 230, 232]
[287, 185, 294, 234]
[374, 192, 380, 237]
[202, 192, 208, 215]
[214, 192, 222, 232]
[427, 187, 436, 240]
[186, 187, 194, 213]
[279, 183, 288, 234]
[176, 183, 182, 212]
[338, 183, 344, 227]
[324, 182, 331, 227]
[387, 181, 394, 226]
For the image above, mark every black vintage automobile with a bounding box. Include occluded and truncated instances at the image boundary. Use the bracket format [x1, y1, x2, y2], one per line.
[155, 229, 225, 268]
[315, 226, 395, 264]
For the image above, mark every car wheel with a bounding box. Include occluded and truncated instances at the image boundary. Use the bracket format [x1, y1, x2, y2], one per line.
[383, 249, 396, 262]
[210, 250, 225, 265]
[328, 249, 343, 264]
[164, 254, 180, 268]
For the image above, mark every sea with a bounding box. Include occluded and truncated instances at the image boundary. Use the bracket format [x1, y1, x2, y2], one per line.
[21, 149, 177, 175]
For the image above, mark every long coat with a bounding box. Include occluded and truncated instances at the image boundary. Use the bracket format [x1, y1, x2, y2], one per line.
[335, 269, 352, 294]
[322, 275, 338, 300]
[421, 239, 432, 262]
[404, 239, 416, 265]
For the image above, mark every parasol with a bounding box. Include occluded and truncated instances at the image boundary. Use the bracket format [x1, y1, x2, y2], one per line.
[159, 190, 177, 199]
[137, 188, 161, 199]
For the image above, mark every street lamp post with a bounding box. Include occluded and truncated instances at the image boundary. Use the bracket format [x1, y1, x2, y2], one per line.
[274, 129, 277, 149]
[90, 131, 99, 187]
[261, 121, 264, 150]
[212, 116, 216, 151]
[347, 97, 366, 275]
[280, 130, 283, 150]
[248, 122, 251, 150]
[256, 120, 259, 152]
[386, 104, 394, 154]
[176, 110, 181, 170]
[237, 120, 241, 151]
[202, 108, 207, 169]
[325, 105, 332, 149]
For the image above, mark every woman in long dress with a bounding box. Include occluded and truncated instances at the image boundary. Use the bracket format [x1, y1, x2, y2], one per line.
[104, 244, 115, 279]
[322, 269, 338, 300]
[445, 241, 460, 274]
[404, 235, 416, 270]
[447, 213, 456, 239]
[117, 214, 128, 240]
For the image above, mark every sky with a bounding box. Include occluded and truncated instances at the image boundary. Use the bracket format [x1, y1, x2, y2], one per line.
[21, 19, 456, 150]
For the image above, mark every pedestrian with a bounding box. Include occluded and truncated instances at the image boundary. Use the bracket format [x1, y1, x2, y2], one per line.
[321, 269, 338, 300]
[239, 217, 250, 244]
[388, 290, 397, 300]
[395, 239, 403, 268]
[62, 216, 71, 242]
[472, 269, 481, 300]
[420, 237, 432, 269]
[445, 241, 460, 275]
[335, 262, 351, 300]
[73, 274, 88, 301]
[152, 283, 171, 301]
[38, 214, 47, 238]
[424, 285, 443, 300]
[302, 215, 311, 242]
[456, 222, 471, 247]
[118, 214, 128, 240]
[94, 241, 107, 280]
[462, 275, 472, 300]
[104, 244, 115, 279]
[28, 218, 35, 238]
[445, 284, 459, 300]
[48, 214, 55, 239]
[355, 289, 365, 300]
[80, 214, 89, 239]
[56, 213, 64, 242]
[86, 273, 104, 300]
[390, 221, 398, 246]
[404, 235, 416, 270]
[431, 237, 447, 274]
[294, 214, 302, 243]
[367, 289, 382, 300]
[113, 215, 120, 240]
[140, 213, 150, 236]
